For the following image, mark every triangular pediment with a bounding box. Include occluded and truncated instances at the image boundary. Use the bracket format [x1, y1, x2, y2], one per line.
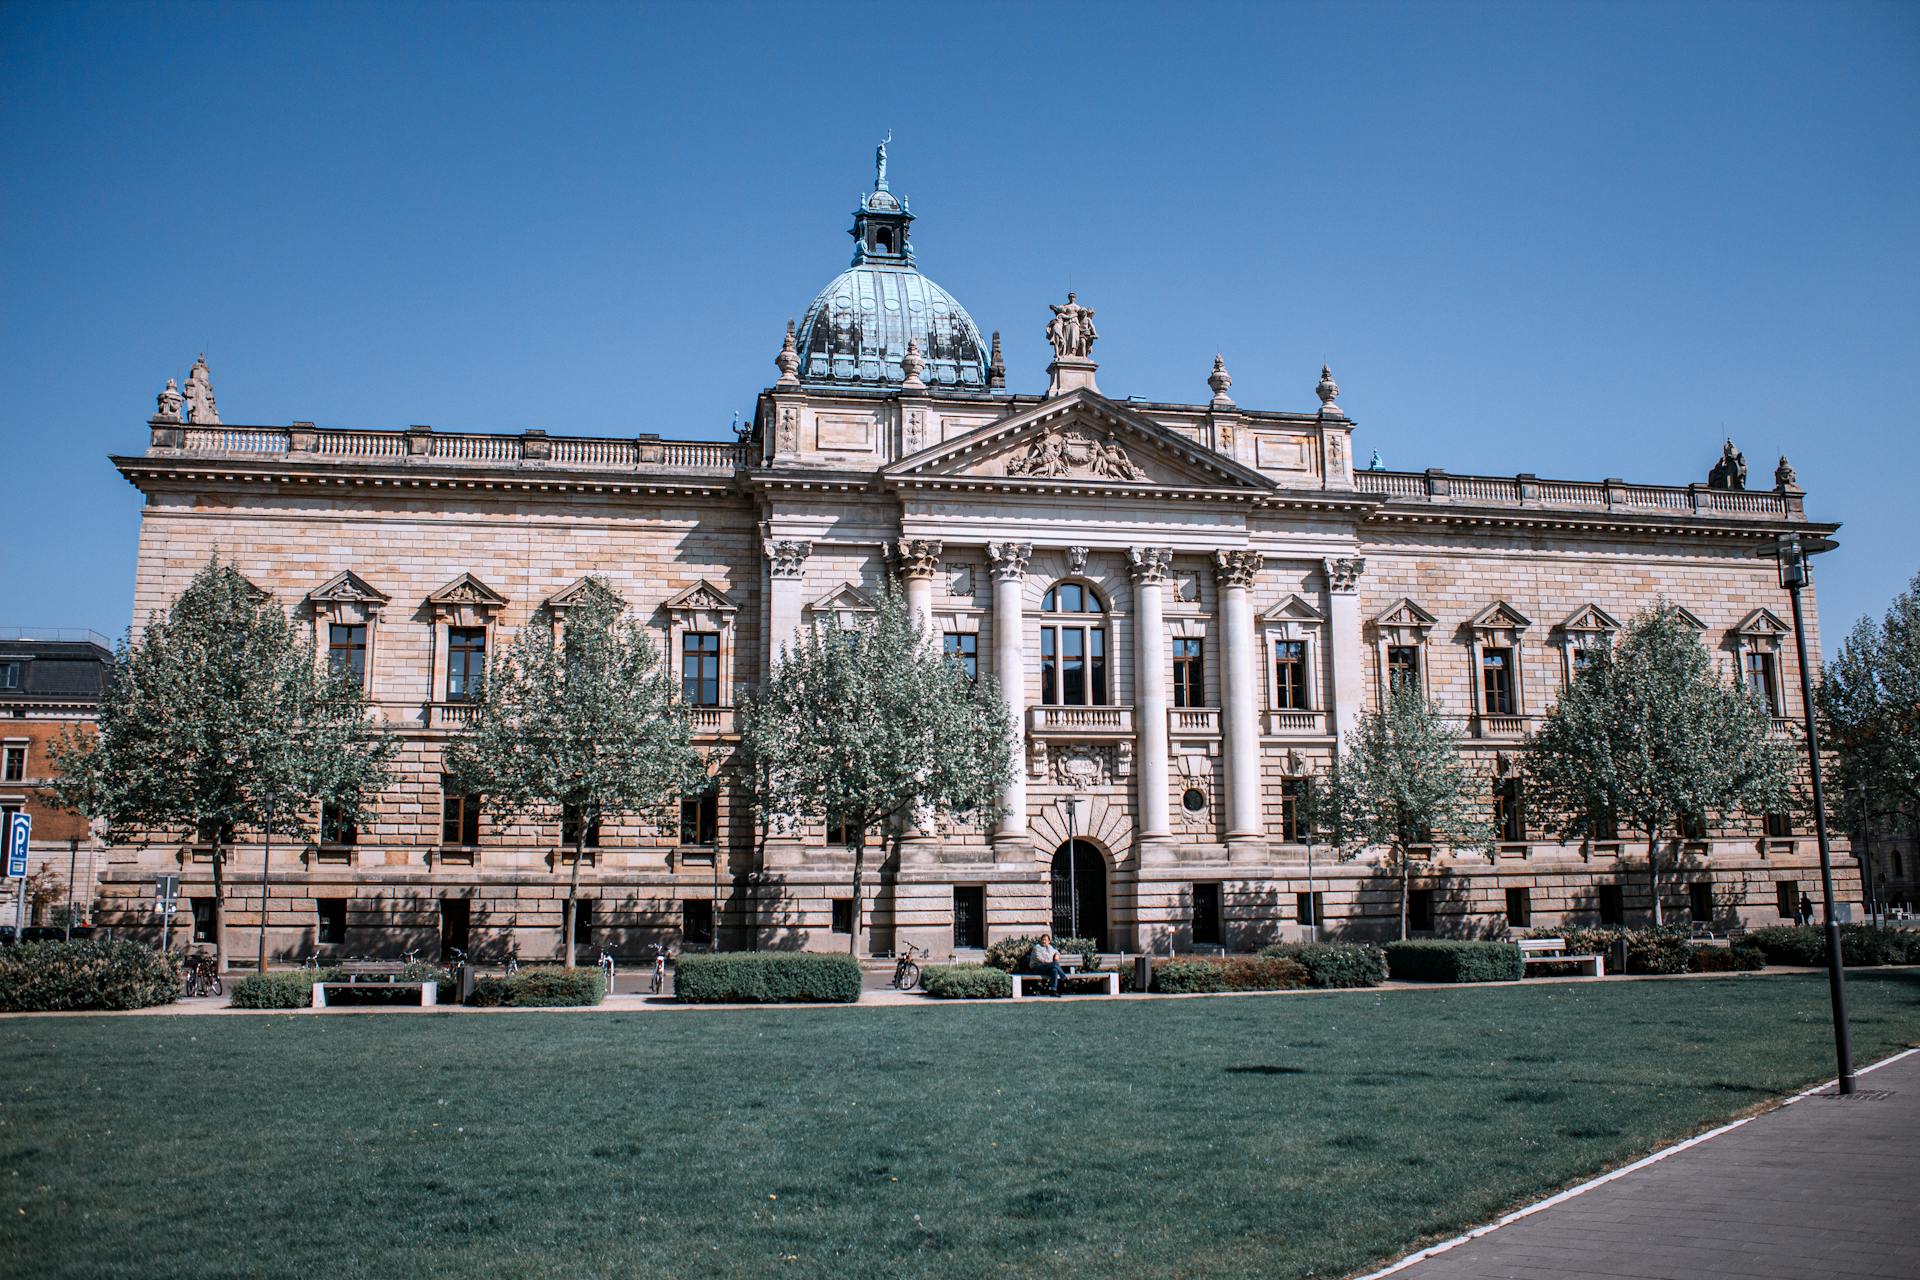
[1672, 605, 1707, 631]
[1468, 600, 1533, 633]
[427, 572, 508, 610]
[807, 583, 877, 620]
[1373, 598, 1438, 631]
[662, 579, 738, 615]
[882, 389, 1277, 496]
[1735, 607, 1789, 637]
[544, 575, 624, 612]
[1261, 594, 1325, 625]
[306, 570, 388, 608]
[1558, 603, 1621, 635]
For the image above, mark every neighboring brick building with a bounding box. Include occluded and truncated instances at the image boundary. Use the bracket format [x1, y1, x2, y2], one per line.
[98, 149, 1856, 963]
[0, 630, 111, 927]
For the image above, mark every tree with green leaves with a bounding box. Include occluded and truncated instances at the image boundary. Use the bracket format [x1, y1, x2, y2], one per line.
[1327, 683, 1495, 939]
[737, 587, 1015, 955]
[1526, 601, 1796, 925]
[441, 579, 704, 967]
[1818, 570, 1920, 904]
[50, 557, 398, 967]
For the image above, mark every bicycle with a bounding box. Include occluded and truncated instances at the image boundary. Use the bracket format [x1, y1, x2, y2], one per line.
[892, 941, 926, 991]
[597, 946, 616, 993]
[648, 943, 670, 995]
[182, 951, 223, 998]
[504, 943, 520, 977]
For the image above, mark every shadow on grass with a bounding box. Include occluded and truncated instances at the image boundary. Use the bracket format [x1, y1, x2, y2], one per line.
[1224, 1064, 1308, 1075]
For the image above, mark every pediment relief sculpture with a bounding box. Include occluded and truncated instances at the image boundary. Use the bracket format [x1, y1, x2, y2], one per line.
[1467, 600, 1533, 634]
[428, 572, 508, 614]
[306, 570, 391, 610]
[1558, 603, 1622, 636]
[662, 579, 739, 617]
[1004, 426, 1145, 481]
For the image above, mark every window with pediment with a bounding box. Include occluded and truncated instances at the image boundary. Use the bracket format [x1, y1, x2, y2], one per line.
[306, 571, 390, 694]
[1467, 602, 1533, 722]
[1732, 608, 1790, 718]
[1039, 581, 1108, 706]
[659, 580, 740, 713]
[1556, 604, 1620, 687]
[1372, 598, 1437, 702]
[426, 574, 508, 710]
[1260, 595, 1326, 728]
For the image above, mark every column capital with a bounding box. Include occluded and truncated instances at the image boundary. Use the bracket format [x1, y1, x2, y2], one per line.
[987, 541, 1033, 582]
[888, 538, 943, 581]
[765, 539, 812, 579]
[1212, 549, 1264, 589]
[1323, 555, 1367, 595]
[1126, 546, 1173, 583]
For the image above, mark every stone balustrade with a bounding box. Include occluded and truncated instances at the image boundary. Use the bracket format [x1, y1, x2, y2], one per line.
[151, 421, 751, 474]
[1028, 705, 1134, 737]
[1354, 469, 1801, 518]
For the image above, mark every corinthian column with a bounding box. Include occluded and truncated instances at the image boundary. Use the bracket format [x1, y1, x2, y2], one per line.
[891, 539, 943, 641]
[1129, 547, 1173, 844]
[765, 538, 811, 658]
[1323, 556, 1367, 742]
[1214, 549, 1265, 852]
[988, 542, 1032, 843]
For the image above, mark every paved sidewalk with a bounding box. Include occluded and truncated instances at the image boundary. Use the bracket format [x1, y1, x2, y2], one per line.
[1380, 1048, 1920, 1280]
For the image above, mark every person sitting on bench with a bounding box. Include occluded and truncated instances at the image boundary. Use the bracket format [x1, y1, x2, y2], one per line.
[1030, 933, 1068, 995]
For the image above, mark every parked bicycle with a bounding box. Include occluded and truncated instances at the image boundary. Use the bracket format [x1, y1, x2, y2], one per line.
[504, 943, 520, 976]
[182, 950, 223, 998]
[597, 947, 616, 993]
[892, 941, 926, 991]
[648, 943, 670, 995]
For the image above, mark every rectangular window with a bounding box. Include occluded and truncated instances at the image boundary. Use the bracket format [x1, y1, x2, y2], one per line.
[1744, 651, 1781, 715]
[828, 813, 860, 847]
[1480, 647, 1515, 715]
[1495, 777, 1526, 843]
[1765, 811, 1793, 839]
[1278, 778, 1304, 843]
[1689, 882, 1713, 924]
[1590, 809, 1620, 842]
[1776, 881, 1799, 919]
[942, 632, 978, 682]
[1679, 812, 1707, 842]
[1296, 891, 1324, 927]
[440, 898, 470, 958]
[316, 898, 347, 945]
[1192, 882, 1223, 946]
[679, 793, 717, 846]
[328, 623, 368, 688]
[1272, 640, 1308, 710]
[1040, 623, 1107, 705]
[441, 780, 481, 846]
[1090, 628, 1107, 704]
[573, 898, 594, 947]
[1387, 645, 1420, 692]
[1598, 884, 1625, 925]
[191, 897, 216, 944]
[1571, 644, 1606, 676]
[681, 631, 721, 706]
[320, 800, 358, 846]
[1, 744, 23, 782]
[0, 662, 18, 690]
[953, 885, 985, 949]
[1061, 628, 1084, 704]
[1171, 638, 1204, 709]
[1039, 628, 1056, 705]
[682, 899, 714, 946]
[561, 803, 601, 848]
[830, 898, 854, 935]
[1408, 888, 1435, 932]
[1505, 886, 1532, 929]
[446, 627, 487, 702]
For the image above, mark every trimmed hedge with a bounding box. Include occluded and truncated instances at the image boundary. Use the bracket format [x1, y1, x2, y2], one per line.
[0, 940, 180, 1012]
[983, 935, 1100, 972]
[1147, 955, 1308, 994]
[1542, 926, 1694, 975]
[1745, 925, 1920, 968]
[673, 952, 862, 1004]
[921, 964, 1012, 999]
[468, 965, 604, 1007]
[1152, 960, 1228, 994]
[1688, 944, 1765, 973]
[230, 969, 324, 1009]
[1257, 942, 1388, 988]
[1385, 940, 1524, 983]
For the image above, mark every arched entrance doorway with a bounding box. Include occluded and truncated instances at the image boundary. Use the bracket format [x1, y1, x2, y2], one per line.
[1050, 840, 1108, 950]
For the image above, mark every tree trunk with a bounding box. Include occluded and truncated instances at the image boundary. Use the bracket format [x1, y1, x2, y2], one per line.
[209, 843, 228, 969]
[1398, 847, 1410, 941]
[1647, 826, 1663, 927]
[563, 830, 585, 969]
[849, 828, 865, 958]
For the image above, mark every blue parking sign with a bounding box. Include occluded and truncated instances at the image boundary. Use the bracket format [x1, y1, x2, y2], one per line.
[5, 811, 29, 879]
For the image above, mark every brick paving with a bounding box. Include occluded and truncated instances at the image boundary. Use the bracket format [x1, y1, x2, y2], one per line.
[1379, 1048, 1920, 1280]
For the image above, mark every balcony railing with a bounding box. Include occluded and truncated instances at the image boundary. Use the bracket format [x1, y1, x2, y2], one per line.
[1769, 717, 1798, 738]
[687, 705, 737, 736]
[1168, 707, 1220, 736]
[1263, 709, 1326, 736]
[429, 701, 481, 728]
[1474, 714, 1531, 739]
[152, 421, 751, 475]
[1028, 705, 1134, 737]
[1353, 469, 1799, 519]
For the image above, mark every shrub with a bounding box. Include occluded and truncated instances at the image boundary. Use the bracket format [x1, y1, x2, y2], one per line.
[921, 964, 1011, 999]
[1745, 925, 1920, 968]
[1547, 926, 1694, 975]
[230, 969, 326, 1009]
[1688, 944, 1764, 973]
[0, 940, 180, 1012]
[1151, 960, 1228, 994]
[983, 935, 1099, 972]
[673, 952, 862, 1003]
[1385, 940, 1524, 983]
[468, 965, 603, 1007]
[1257, 942, 1388, 988]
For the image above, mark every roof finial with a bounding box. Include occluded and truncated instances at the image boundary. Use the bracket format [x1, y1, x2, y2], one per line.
[1208, 353, 1234, 407]
[1315, 362, 1342, 417]
[988, 331, 1006, 391]
[775, 318, 800, 386]
[875, 130, 892, 191]
[900, 339, 926, 390]
[183, 353, 221, 425]
[1774, 454, 1797, 490]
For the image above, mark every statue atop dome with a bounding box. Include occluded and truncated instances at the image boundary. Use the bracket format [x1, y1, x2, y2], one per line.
[875, 130, 891, 190]
[1046, 293, 1097, 359]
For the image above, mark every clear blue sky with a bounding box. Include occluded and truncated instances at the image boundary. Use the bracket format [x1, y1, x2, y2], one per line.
[3, 1, 1915, 644]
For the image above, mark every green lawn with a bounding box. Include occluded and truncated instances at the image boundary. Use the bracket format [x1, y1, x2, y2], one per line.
[4, 972, 1917, 1280]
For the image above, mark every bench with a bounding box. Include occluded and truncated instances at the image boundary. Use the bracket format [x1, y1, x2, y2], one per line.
[312, 963, 439, 1009]
[1011, 971, 1120, 998]
[1516, 937, 1604, 977]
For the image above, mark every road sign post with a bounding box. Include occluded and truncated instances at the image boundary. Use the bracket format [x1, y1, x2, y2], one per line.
[155, 874, 181, 957]
[7, 811, 31, 942]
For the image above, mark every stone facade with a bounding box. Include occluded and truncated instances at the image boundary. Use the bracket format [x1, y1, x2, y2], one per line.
[99, 162, 1860, 963]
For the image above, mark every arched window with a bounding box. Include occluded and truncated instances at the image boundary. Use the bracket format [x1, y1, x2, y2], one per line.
[1039, 582, 1108, 705]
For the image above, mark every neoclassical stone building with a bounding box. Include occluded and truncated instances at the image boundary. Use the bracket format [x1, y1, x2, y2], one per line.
[101, 149, 1856, 961]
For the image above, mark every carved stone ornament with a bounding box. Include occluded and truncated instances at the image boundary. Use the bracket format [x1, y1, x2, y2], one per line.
[765, 539, 812, 579]
[890, 538, 943, 581]
[900, 339, 926, 390]
[1127, 546, 1173, 583]
[987, 541, 1033, 582]
[154, 378, 184, 423]
[1707, 438, 1748, 491]
[1026, 738, 1050, 778]
[1212, 549, 1264, 590]
[1045, 292, 1098, 359]
[1775, 454, 1797, 489]
[949, 566, 974, 598]
[775, 319, 800, 386]
[1005, 426, 1146, 481]
[1323, 556, 1366, 594]
[1052, 744, 1117, 790]
[903, 408, 926, 453]
[776, 407, 799, 454]
[987, 330, 1006, 390]
[1066, 546, 1090, 575]
[1315, 363, 1341, 416]
[1208, 354, 1233, 406]
[183, 354, 220, 425]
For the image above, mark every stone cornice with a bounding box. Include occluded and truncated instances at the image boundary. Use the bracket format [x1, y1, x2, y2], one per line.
[113, 454, 742, 499]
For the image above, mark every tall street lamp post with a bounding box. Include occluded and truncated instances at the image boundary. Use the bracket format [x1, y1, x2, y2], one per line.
[1765, 530, 1854, 1095]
